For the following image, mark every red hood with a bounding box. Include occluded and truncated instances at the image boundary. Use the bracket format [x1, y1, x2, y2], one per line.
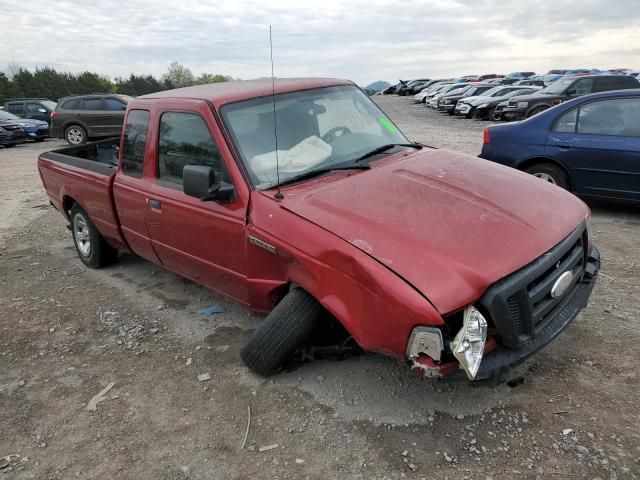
[279, 149, 588, 313]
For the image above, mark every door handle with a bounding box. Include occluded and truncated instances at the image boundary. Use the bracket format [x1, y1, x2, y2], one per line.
[557, 144, 572, 150]
[148, 198, 161, 210]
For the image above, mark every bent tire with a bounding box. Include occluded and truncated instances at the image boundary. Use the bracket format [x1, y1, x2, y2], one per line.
[65, 125, 87, 145]
[241, 288, 323, 376]
[70, 204, 118, 268]
[524, 163, 569, 190]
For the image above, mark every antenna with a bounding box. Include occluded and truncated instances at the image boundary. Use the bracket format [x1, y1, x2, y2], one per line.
[270, 25, 283, 200]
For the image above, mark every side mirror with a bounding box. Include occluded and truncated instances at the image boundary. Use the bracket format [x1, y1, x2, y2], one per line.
[38, 108, 47, 113]
[183, 165, 234, 203]
[566, 88, 577, 95]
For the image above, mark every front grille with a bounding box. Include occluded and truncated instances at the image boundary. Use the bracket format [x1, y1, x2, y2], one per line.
[479, 224, 588, 348]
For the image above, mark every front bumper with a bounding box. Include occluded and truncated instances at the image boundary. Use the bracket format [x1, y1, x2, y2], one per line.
[454, 103, 472, 115]
[475, 245, 600, 380]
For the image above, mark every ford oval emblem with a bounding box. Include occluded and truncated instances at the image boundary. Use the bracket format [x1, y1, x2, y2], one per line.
[551, 271, 574, 298]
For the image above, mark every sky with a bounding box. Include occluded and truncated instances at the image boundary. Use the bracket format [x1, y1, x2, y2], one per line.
[2, 0, 640, 86]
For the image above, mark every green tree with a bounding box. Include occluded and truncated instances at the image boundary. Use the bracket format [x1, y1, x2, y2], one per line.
[161, 61, 195, 88]
[196, 73, 232, 85]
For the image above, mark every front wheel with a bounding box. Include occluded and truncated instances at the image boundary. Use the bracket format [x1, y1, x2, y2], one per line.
[65, 125, 87, 145]
[241, 288, 323, 376]
[465, 107, 475, 119]
[70, 204, 118, 268]
[527, 106, 549, 118]
[525, 163, 569, 190]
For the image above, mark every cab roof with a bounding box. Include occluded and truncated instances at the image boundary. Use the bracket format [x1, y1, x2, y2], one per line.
[137, 78, 354, 108]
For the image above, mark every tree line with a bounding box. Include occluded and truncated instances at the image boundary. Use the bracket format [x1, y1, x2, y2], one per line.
[0, 62, 233, 104]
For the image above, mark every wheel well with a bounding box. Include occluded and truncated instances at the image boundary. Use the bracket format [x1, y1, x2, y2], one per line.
[63, 123, 86, 134]
[526, 104, 551, 116]
[62, 195, 77, 219]
[518, 157, 572, 190]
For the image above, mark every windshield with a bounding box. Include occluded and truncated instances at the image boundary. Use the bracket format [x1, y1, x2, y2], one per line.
[539, 77, 574, 94]
[0, 110, 20, 121]
[221, 85, 408, 189]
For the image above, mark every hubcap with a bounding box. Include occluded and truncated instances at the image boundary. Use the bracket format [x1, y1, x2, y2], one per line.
[67, 128, 83, 144]
[73, 214, 91, 257]
[533, 172, 557, 185]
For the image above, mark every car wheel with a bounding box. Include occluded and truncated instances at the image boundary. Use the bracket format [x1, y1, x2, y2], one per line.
[527, 106, 549, 118]
[65, 125, 87, 145]
[465, 107, 475, 119]
[70, 204, 118, 268]
[525, 163, 569, 190]
[241, 288, 323, 376]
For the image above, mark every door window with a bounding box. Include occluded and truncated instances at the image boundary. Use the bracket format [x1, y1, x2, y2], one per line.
[7, 103, 23, 115]
[554, 108, 577, 133]
[577, 98, 640, 137]
[82, 98, 103, 110]
[26, 103, 44, 114]
[157, 111, 225, 185]
[571, 79, 593, 95]
[105, 98, 126, 111]
[121, 110, 150, 178]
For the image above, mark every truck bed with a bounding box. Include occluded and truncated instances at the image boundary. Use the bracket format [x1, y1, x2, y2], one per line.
[38, 137, 129, 251]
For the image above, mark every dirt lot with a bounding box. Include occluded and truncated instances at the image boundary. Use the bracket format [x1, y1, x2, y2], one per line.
[1, 98, 639, 480]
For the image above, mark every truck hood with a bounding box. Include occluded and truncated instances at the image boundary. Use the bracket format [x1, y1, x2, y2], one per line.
[280, 149, 588, 313]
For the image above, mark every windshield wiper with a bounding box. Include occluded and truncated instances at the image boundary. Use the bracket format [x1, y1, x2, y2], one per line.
[274, 163, 370, 188]
[354, 143, 422, 163]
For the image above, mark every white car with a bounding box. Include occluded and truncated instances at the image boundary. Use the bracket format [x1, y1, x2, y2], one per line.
[413, 83, 453, 103]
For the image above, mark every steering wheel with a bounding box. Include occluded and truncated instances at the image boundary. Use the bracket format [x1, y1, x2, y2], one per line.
[322, 126, 352, 144]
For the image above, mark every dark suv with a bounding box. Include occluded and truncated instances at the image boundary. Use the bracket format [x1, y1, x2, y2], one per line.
[51, 94, 131, 144]
[502, 75, 639, 121]
[3, 98, 57, 125]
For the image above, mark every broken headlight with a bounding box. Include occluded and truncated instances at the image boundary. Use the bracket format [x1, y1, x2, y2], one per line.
[451, 306, 487, 380]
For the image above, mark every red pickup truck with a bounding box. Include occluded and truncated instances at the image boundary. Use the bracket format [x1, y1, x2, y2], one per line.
[38, 78, 600, 381]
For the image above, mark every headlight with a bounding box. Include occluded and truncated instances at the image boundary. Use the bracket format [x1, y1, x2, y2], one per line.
[451, 306, 487, 380]
[477, 103, 489, 108]
[406, 326, 444, 362]
[517, 101, 529, 108]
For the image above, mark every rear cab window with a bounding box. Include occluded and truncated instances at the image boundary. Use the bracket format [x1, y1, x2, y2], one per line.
[121, 110, 150, 178]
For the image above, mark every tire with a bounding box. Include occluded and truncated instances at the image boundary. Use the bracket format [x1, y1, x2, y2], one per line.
[526, 106, 549, 118]
[465, 107, 475, 119]
[524, 163, 569, 190]
[241, 288, 324, 376]
[3, 143, 16, 148]
[69, 204, 118, 268]
[65, 125, 87, 145]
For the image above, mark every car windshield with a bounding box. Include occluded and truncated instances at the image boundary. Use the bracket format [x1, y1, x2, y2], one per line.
[41, 100, 57, 110]
[539, 77, 575, 94]
[0, 110, 20, 121]
[221, 85, 409, 189]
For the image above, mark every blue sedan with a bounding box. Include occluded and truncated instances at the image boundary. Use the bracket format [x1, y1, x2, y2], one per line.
[0, 110, 49, 141]
[480, 89, 640, 203]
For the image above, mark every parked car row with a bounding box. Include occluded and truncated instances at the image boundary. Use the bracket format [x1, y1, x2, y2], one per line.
[387, 70, 640, 204]
[2, 93, 131, 146]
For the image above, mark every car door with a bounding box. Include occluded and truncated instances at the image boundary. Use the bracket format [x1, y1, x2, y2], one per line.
[80, 97, 108, 137]
[546, 97, 640, 201]
[104, 97, 127, 136]
[143, 101, 250, 304]
[112, 109, 162, 264]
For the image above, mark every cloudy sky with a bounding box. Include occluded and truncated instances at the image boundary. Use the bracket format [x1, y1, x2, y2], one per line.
[2, 0, 640, 86]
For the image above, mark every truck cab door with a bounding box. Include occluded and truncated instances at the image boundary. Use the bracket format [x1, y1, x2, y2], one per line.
[143, 101, 250, 305]
[112, 108, 162, 264]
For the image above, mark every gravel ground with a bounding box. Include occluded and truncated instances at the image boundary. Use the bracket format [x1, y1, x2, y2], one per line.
[1, 104, 639, 480]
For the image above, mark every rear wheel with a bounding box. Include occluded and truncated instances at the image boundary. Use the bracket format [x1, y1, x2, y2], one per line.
[241, 288, 323, 376]
[65, 125, 87, 145]
[524, 163, 569, 190]
[70, 204, 118, 268]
